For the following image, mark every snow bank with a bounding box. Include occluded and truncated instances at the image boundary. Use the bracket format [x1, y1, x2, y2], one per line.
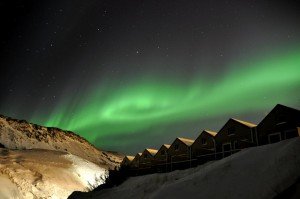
[65, 154, 108, 190]
[83, 137, 300, 199]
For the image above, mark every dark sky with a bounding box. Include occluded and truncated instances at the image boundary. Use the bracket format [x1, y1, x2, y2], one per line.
[0, 0, 299, 154]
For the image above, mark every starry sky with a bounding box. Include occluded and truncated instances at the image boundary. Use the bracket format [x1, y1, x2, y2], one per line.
[0, 0, 299, 154]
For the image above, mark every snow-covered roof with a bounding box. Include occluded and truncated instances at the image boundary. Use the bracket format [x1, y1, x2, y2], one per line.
[231, 118, 257, 128]
[203, 130, 217, 137]
[177, 137, 194, 146]
[125, 156, 134, 161]
[145, 148, 158, 156]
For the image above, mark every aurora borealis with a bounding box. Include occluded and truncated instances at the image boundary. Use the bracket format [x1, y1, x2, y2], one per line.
[31, 46, 300, 148]
[0, 0, 300, 153]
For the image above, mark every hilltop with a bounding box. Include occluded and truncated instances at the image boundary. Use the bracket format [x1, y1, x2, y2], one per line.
[0, 114, 122, 169]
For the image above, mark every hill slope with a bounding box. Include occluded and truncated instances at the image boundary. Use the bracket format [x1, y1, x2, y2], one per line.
[0, 115, 122, 169]
[71, 137, 300, 199]
[0, 116, 122, 168]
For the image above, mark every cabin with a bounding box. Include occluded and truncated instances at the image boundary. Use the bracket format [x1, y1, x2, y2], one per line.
[121, 156, 134, 168]
[130, 153, 142, 169]
[139, 148, 158, 170]
[215, 118, 257, 158]
[168, 137, 194, 170]
[153, 144, 170, 172]
[191, 130, 217, 164]
[257, 104, 300, 145]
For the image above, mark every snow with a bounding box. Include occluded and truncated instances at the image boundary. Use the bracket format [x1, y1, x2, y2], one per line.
[83, 137, 300, 199]
[0, 149, 108, 199]
[65, 154, 108, 190]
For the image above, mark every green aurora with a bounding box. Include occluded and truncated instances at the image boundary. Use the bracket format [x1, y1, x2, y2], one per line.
[31, 46, 300, 149]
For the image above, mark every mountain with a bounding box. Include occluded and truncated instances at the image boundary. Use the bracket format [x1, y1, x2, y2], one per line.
[0, 115, 122, 169]
[70, 137, 300, 199]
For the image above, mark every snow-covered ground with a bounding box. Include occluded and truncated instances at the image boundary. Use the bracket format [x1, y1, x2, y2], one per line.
[76, 137, 300, 199]
[0, 148, 107, 199]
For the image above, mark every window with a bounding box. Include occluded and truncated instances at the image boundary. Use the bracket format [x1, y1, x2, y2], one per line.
[161, 150, 165, 155]
[284, 129, 297, 139]
[268, 133, 281, 144]
[222, 143, 232, 158]
[174, 144, 179, 151]
[201, 138, 207, 145]
[228, 127, 235, 135]
[233, 141, 238, 150]
[144, 154, 148, 159]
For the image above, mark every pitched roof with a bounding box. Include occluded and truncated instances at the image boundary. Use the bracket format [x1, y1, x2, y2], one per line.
[177, 137, 194, 146]
[203, 130, 217, 137]
[145, 148, 158, 156]
[134, 153, 142, 159]
[125, 156, 134, 161]
[132, 153, 141, 162]
[155, 144, 171, 157]
[258, 104, 300, 127]
[231, 118, 257, 128]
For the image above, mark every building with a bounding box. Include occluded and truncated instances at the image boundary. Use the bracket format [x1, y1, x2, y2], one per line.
[257, 104, 300, 145]
[168, 137, 194, 170]
[153, 144, 170, 172]
[139, 148, 158, 169]
[191, 130, 217, 164]
[215, 118, 257, 158]
[121, 155, 134, 168]
[130, 153, 142, 169]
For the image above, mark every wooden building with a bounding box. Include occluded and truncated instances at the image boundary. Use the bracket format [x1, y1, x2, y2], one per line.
[153, 144, 170, 172]
[191, 130, 217, 164]
[257, 104, 300, 145]
[130, 153, 142, 169]
[168, 137, 194, 170]
[139, 148, 158, 169]
[121, 155, 134, 168]
[215, 118, 257, 158]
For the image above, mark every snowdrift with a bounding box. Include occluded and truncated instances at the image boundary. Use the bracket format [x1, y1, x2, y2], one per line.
[72, 137, 300, 199]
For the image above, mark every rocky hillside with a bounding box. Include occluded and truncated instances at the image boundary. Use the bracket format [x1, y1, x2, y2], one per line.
[0, 115, 122, 169]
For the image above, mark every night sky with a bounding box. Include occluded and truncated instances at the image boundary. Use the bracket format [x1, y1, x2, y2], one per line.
[0, 0, 299, 154]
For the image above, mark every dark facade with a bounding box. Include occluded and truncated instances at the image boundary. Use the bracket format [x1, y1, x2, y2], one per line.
[121, 156, 134, 168]
[191, 130, 217, 163]
[168, 137, 194, 170]
[153, 144, 170, 165]
[153, 144, 170, 172]
[257, 104, 300, 145]
[130, 153, 141, 169]
[215, 118, 257, 158]
[139, 148, 158, 169]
